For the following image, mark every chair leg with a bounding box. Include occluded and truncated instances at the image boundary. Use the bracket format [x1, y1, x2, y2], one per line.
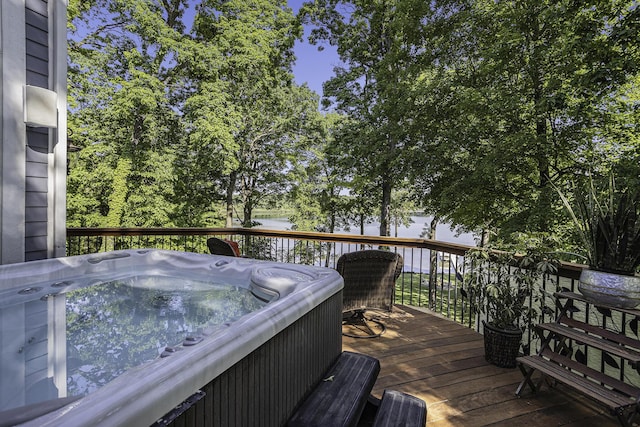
[342, 309, 386, 338]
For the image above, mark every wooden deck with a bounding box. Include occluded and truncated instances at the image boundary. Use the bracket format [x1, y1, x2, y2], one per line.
[342, 305, 621, 427]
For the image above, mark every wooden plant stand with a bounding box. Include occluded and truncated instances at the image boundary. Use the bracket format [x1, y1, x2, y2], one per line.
[516, 291, 640, 427]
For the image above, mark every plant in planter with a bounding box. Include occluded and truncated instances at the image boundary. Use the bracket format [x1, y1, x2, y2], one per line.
[557, 175, 640, 308]
[463, 245, 557, 368]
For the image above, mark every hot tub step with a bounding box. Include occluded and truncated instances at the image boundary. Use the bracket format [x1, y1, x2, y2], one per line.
[287, 351, 427, 427]
[372, 389, 427, 427]
[288, 351, 379, 427]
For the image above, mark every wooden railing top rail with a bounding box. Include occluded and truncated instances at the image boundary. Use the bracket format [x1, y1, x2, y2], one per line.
[66, 227, 474, 254]
[66, 227, 586, 280]
[67, 227, 241, 237]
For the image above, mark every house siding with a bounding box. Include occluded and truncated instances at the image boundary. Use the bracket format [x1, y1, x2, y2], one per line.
[25, 0, 49, 261]
[1, 0, 66, 409]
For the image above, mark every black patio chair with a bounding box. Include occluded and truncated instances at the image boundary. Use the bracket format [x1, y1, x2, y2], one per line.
[206, 237, 240, 257]
[336, 250, 403, 338]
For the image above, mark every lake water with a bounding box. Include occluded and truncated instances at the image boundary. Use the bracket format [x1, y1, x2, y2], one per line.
[253, 215, 477, 247]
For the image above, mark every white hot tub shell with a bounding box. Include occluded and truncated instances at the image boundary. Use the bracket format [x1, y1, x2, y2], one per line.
[0, 249, 344, 426]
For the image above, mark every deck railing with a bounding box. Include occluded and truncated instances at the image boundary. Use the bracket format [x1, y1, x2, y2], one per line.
[66, 226, 583, 325]
[66, 227, 640, 386]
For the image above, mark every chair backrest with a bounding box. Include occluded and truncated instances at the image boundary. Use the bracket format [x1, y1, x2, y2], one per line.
[207, 237, 240, 257]
[336, 250, 403, 312]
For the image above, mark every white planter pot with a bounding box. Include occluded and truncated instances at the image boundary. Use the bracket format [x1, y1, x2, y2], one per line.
[578, 269, 640, 309]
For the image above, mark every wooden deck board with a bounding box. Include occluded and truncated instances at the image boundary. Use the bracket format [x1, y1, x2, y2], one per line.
[342, 305, 620, 427]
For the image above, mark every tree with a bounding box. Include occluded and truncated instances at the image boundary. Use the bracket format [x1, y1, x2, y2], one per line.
[410, 0, 640, 244]
[288, 112, 351, 233]
[67, 0, 187, 227]
[188, 0, 319, 227]
[68, 0, 321, 229]
[303, 0, 430, 236]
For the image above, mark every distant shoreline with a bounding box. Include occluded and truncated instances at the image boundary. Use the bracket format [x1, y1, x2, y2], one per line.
[250, 214, 476, 247]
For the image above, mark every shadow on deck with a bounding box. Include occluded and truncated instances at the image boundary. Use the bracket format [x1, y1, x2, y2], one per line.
[342, 305, 620, 427]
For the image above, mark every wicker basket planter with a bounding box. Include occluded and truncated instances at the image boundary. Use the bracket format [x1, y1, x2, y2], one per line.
[482, 321, 523, 368]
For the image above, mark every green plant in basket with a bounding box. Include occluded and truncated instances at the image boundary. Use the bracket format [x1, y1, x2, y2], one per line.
[464, 246, 557, 331]
[463, 243, 557, 368]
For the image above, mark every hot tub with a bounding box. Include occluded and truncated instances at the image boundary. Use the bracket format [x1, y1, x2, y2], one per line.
[0, 249, 343, 426]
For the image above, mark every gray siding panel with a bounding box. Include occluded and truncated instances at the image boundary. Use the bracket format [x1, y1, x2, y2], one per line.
[26, 151, 47, 167]
[26, 192, 47, 207]
[26, 176, 48, 193]
[26, 207, 47, 223]
[26, 251, 49, 262]
[25, 222, 47, 237]
[26, 39, 48, 60]
[27, 130, 48, 150]
[26, 0, 48, 16]
[25, 236, 48, 252]
[26, 73, 49, 88]
[25, 7, 48, 29]
[26, 162, 48, 178]
[25, 24, 48, 46]
[26, 54, 48, 76]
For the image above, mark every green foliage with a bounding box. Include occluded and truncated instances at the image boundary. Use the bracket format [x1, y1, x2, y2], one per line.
[105, 158, 131, 227]
[557, 174, 640, 274]
[67, 0, 640, 251]
[464, 244, 557, 331]
[553, 72, 640, 272]
[185, 0, 319, 227]
[68, 0, 320, 228]
[287, 113, 353, 233]
[68, 0, 186, 227]
[408, 0, 640, 242]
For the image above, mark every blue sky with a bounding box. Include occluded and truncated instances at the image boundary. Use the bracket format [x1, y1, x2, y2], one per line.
[288, 0, 340, 96]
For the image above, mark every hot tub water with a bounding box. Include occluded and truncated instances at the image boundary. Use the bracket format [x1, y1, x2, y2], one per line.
[65, 275, 266, 396]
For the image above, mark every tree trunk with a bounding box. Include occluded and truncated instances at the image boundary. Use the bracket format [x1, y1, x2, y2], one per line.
[106, 157, 132, 229]
[536, 113, 552, 232]
[325, 206, 336, 268]
[379, 177, 392, 236]
[531, 13, 552, 233]
[225, 171, 237, 228]
[480, 229, 490, 247]
[243, 201, 253, 228]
